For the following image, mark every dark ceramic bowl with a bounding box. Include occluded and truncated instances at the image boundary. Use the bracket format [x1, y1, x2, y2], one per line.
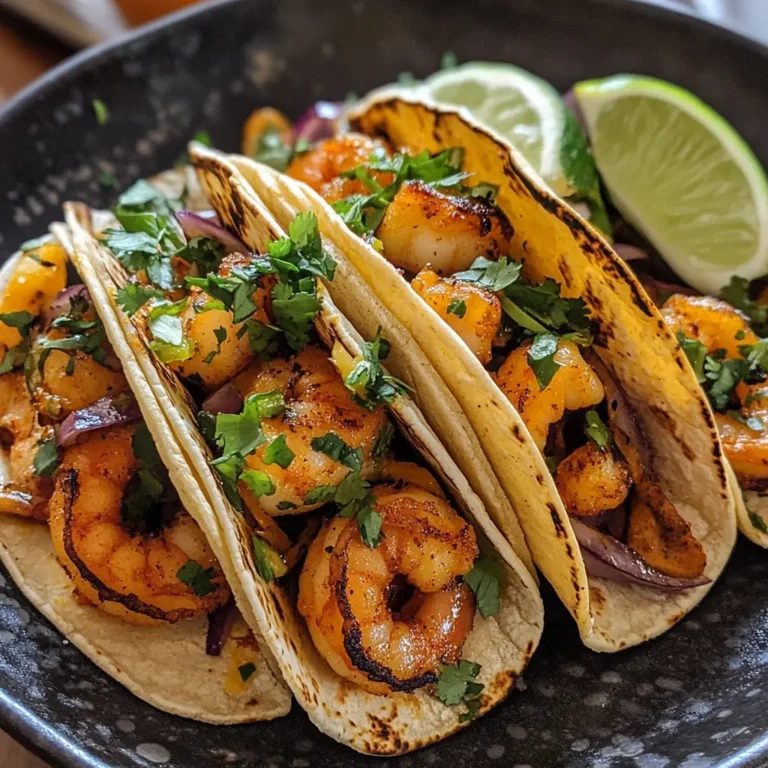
[2, 0, 768, 765]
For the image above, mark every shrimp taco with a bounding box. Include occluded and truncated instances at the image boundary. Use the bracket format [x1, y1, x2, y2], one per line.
[60, 152, 543, 755]
[0, 218, 291, 722]
[228, 93, 738, 652]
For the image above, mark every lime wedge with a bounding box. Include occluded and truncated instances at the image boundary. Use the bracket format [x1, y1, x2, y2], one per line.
[575, 75, 768, 294]
[421, 62, 610, 234]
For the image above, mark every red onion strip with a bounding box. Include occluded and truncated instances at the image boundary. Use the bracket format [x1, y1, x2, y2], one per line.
[206, 599, 237, 656]
[294, 101, 343, 143]
[175, 211, 246, 255]
[571, 518, 709, 591]
[201, 381, 244, 415]
[57, 395, 142, 448]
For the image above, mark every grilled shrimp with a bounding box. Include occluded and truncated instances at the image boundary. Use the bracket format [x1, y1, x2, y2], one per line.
[661, 294, 759, 356]
[286, 134, 393, 203]
[169, 254, 276, 391]
[376, 181, 511, 275]
[0, 243, 67, 352]
[555, 441, 632, 517]
[412, 267, 502, 365]
[48, 423, 229, 625]
[0, 372, 52, 519]
[662, 293, 768, 487]
[298, 483, 477, 694]
[495, 340, 605, 451]
[231, 345, 387, 516]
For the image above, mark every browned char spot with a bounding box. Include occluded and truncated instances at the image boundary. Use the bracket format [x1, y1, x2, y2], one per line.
[549, 503, 567, 538]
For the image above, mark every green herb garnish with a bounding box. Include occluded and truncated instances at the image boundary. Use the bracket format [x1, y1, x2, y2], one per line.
[464, 557, 501, 619]
[176, 560, 216, 597]
[33, 438, 59, 477]
[436, 660, 484, 723]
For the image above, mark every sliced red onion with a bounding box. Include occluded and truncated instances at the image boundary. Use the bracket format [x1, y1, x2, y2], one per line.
[613, 243, 649, 262]
[294, 101, 343, 143]
[175, 211, 246, 255]
[206, 598, 237, 656]
[571, 518, 710, 592]
[44, 284, 90, 329]
[201, 382, 243, 415]
[57, 395, 142, 448]
[577, 506, 627, 541]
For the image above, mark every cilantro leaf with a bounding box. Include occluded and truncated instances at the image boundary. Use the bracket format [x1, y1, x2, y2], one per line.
[357, 506, 383, 548]
[238, 662, 256, 682]
[92, 98, 109, 125]
[33, 438, 59, 477]
[204, 326, 227, 365]
[241, 468, 276, 498]
[252, 124, 293, 171]
[214, 395, 270, 459]
[343, 328, 409, 409]
[436, 660, 484, 722]
[721, 276, 768, 336]
[584, 409, 611, 451]
[0, 310, 35, 333]
[676, 331, 708, 383]
[454, 257, 522, 292]
[116, 284, 164, 317]
[263, 434, 295, 469]
[251, 535, 287, 581]
[176, 560, 217, 596]
[271, 282, 321, 351]
[748, 509, 768, 534]
[447, 299, 467, 318]
[311, 432, 363, 470]
[464, 557, 501, 619]
[527, 333, 561, 390]
[303, 485, 338, 505]
[372, 422, 395, 460]
[210, 453, 245, 511]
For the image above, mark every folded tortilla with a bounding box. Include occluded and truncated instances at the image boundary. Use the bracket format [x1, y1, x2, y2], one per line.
[0, 226, 291, 723]
[230, 94, 738, 652]
[62, 155, 544, 754]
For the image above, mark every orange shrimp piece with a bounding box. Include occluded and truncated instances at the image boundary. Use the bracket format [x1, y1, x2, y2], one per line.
[298, 483, 477, 694]
[495, 339, 605, 451]
[412, 267, 502, 365]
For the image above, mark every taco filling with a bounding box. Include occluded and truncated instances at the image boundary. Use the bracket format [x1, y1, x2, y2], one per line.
[238, 114, 711, 593]
[86, 177, 532, 724]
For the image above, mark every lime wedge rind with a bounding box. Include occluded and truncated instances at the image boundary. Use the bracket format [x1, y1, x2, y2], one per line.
[575, 75, 768, 294]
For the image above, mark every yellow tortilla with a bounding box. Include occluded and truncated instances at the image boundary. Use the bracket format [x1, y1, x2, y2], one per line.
[231, 95, 738, 651]
[63, 154, 544, 754]
[0, 232, 291, 723]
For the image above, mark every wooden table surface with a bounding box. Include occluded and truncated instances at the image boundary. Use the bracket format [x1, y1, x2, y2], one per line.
[0, 13, 68, 768]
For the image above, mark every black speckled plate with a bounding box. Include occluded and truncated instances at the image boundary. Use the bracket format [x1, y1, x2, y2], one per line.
[1, 1, 768, 765]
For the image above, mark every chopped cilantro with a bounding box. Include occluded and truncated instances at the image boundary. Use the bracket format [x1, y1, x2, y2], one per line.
[193, 129, 212, 147]
[276, 500, 298, 511]
[436, 660, 484, 722]
[464, 557, 501, 619]
[214, 395, 270, 458]
[676, 332, 708, 383]
[116, 284, 164, 316]
[204, 326, 227, 365]
[0, 310, 35, 333]
[454, 257, 522, 292]
[303, 484, 338, 505]
[372, 422, 395, 460]
[468, 182, 498, 203]
[210, 453, 245, 511]
[121, 423, 169, 533]
[585, 409, 611, 451]
[252, 535, 285, 582]
[92, 98, 110, 125]
[263, 434, 295, 469]
[447, 299, 467, 318]
[748, 509, 768, 534]
[176, 560, 217, 596]
[527, 333, 561, 390]
[721, 276, 768, 337]
[357, 506, 383, 549]
[240, 468, 276, 498]
[271, 281, 321, 350]
[238, 662, 256, 682]
[99, 171, 116, 188]
[33, 438, 59, 477]
[252, 124, 293, 171]
[343, 328, 409, 410]
[310, 432, 363, 470]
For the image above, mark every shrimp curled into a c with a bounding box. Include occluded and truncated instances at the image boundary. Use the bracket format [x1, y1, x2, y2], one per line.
[298, 483, 478, 695]
[48, 423, 229, 626]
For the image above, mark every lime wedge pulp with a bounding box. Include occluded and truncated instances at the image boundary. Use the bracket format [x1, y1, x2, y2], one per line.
[421, 62, 611, 234]
[574, 75, 768, 294]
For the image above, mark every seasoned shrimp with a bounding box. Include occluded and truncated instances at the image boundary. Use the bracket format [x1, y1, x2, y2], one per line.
[0, 372, 51, 519]
[412, 267, 502, 365]
[37, 349, 128, 417]
[169, 254, 276, 391]
[48, 423, 229, 625]
[231, 345, 387, 516]
[495, 340, 605, 451]
[298, 483, 477, 694]
[715, 408, 768, 489]
[286, 134, 393, 203]
[555, 441, 632, 517]
[0, 243, 67, 351]
[376, 181, 512, 275]
[661, 294, 758, 356]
